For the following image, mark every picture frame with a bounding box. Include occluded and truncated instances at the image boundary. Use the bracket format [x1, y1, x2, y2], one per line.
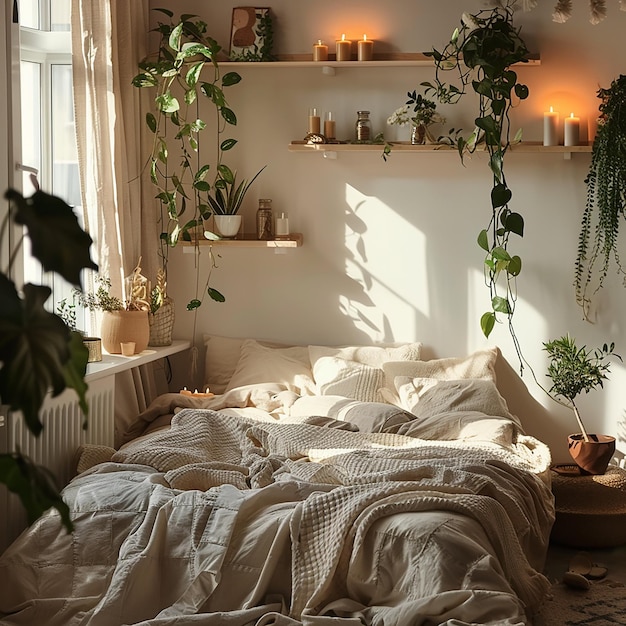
[229, 7, 273, 62]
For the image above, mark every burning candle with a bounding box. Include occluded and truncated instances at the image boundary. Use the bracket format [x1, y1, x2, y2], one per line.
[324, 111, 336, 140]
[543, 106, 559, 146]
[308, 107, 321, 134]
[180, 387, 214, 398]
[335, 34, 352, 62]
[564, 112, 580, 146]
[313, 39, 328, 62]
[357, 34, 374, 61]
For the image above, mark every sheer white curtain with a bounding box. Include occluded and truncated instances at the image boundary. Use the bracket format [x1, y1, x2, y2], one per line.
[71, 0, 169, 428]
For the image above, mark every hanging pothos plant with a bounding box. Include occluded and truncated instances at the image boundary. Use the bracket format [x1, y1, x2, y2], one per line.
[422, 2, 530, 361]
[133, 9, 246, 310]
[574, 74, 626, 320]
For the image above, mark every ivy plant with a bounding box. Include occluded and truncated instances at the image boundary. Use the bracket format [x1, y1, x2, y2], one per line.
[422, 2, 530, 361]
[132, 9, 245, 309]
[1, 188, 97, 531]
[575, 75, 626, 320]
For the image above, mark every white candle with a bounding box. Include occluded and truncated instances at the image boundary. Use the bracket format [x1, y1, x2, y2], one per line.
[357, 34, 374, 61]
[543, 106, 559, 146]
[313, 40, 328, 62]
[564, 112, 580, 147]
[335, 34, 352, 62]
[275, 212, 290, 239]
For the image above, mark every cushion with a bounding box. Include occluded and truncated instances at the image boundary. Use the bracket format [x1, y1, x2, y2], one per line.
[308, 342, 422, 370]
[203, 335, 247, 394]
[289, 394, 415, 433]
[312, 356, 384, 403]
[225, 339, 315, 395]
[394, 377, 513, 420]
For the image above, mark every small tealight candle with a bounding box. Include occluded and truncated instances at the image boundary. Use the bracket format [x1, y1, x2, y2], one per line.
[324, 111, 336, 140]
[308, 107, 321, 134]
[357, 34, 374, 61]
[313, 39, 328, 62]
[564, 112, 580, 147]
[335, 34, 352, 62]
[179, 387, 214, 398]
[543, 106, 559, 146]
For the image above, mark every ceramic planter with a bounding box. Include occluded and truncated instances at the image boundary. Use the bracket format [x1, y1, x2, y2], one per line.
[101, 310, 149, 355]
[214, 214, 242, 238]
[568, 433, 616, 475]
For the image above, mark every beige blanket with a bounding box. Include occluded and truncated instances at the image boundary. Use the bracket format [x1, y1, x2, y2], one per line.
[0, 408, 554, 626]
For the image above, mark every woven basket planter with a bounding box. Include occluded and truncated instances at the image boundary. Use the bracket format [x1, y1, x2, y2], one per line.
[149, 297, 175, 346]
[101, 310, 149, 354]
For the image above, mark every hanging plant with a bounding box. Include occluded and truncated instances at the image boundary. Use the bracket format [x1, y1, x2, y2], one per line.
[422, 2, 530, 360]
[574, 75, 626, 320]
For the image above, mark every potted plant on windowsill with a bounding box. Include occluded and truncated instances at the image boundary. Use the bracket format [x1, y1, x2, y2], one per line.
[543, 334, 621, 475]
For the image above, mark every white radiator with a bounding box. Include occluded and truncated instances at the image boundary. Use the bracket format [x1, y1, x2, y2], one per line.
[0, 376, 115, 553]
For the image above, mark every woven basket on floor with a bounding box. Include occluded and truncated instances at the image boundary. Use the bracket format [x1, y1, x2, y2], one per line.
[149, 297, 175, 346]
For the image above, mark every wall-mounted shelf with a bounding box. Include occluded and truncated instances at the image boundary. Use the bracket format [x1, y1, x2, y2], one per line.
[182, 233, 303, 252]
[289, 141, 591, 160]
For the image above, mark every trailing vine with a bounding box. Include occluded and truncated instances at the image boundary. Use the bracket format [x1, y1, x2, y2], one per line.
[574, 75, 626, 320]
[422, 2, 530, 365]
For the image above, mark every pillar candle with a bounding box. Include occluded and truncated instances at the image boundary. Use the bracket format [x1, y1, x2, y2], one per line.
[324, 111, 336, 139]
[564, 112, 580, 147]
[543, 106, 559, 146]
[335, 34, 352, 62]
[357, 35, 374, 61]
[313, 40, 328, 62]
[308, 107, 321, 134]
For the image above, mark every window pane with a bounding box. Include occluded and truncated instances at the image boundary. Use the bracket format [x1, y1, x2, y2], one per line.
[51, 0, 71, 32]
[19, 0, 40, 29]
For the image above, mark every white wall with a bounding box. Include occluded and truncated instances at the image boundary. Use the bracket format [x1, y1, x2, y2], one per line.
[153, 0, 626, 463]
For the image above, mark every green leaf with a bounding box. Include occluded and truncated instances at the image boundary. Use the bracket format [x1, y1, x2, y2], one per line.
[222, 72, 242, 87]
[217, 164, 235, 184]
[514, 83, 529, 100]
[492, 295, 511, 314]
[481, 312, 496, 338]
[146, 112, 157, 133]
[491, 184, 512, 209]
[186, 62, 204, 88]
[156, 93, 179, 114]
[221, 107, 237, 126]
[220, 138, 238, 152]
[169, 23, 183, 52]
[6, 190, 98, 287]
[63, 331, 90, 422]
[132, 72, 156, 88]
[195, 164, 210, 182]
[0, 452, 72, 532]
[491, 246, 511, 262]
[508, 255, 522, 276]
[194, 180, 211, 192]
[208, 287, 226, 303]
[187, 299, 202, 311]
[0, 280, 71, 435]
[505, 212, 524, 237]
[477, 229, 490, 252]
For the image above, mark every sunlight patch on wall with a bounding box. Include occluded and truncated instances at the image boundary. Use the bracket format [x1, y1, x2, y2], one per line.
[342, 184, 429, 339]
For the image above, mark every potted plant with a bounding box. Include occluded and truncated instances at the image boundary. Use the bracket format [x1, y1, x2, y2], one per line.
[386, 91, 446, 145]
[74, 272, 150, 355]
[148, 268, 175, 346]
[574, 75, 626, 320]
[133, 10, 263, 308]
[420, 1, 531, 366]
[543, 334, 621, 474]
[1, 188, 97, 530]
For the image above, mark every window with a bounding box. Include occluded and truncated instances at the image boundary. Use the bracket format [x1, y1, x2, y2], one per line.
[19, 0, 85, 325]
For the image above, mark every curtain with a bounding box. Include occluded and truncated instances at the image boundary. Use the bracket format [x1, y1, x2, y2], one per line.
[71, 0, 160, 301]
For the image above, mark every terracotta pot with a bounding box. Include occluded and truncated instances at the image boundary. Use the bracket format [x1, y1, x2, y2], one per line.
[568, 433, 616, 475]
[100, 310, 149, 355]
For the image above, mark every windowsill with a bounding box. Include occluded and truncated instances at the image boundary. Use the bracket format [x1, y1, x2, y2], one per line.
[85, 339, 191, 382]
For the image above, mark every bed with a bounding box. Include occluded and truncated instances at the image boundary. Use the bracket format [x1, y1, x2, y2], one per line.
[0, 337, 555, 626]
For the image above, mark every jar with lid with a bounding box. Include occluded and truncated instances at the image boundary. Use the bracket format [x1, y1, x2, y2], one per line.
[355, 110, 372, 142]
[257, 199, 273, 240]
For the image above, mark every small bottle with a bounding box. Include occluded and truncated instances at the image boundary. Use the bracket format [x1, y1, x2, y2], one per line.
[355, 110, 372, 142]
[275, 212, 290, 240]
[256, 199, 273, 240]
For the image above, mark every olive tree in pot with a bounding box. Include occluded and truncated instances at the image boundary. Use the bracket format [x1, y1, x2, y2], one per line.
[543, 334, 621, 474]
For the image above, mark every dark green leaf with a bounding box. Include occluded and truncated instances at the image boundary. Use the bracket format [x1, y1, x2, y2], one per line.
[514, 83, 529, 100]
[187, 299, 202, 310]
[505, 212, 524, 237]
[508, 255, 522, 276]
[222, 72, 242, 87]
[208, 288, 225, 303]
[491, 184, 512, 209]
[146, 112, 157, 133]
[221, 107, 237, 126]
[220, 138, 238, 152]
[477, 229, 490, 252]
[492, 295, 511, 314]
[6, 190, 98, 287]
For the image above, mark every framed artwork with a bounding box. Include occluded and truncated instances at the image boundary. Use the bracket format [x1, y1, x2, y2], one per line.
[229, 7, 273, 62]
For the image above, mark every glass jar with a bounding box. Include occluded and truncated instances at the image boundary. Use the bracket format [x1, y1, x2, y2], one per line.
[355, 110, 372, 142]
[257, 199, 273, 240]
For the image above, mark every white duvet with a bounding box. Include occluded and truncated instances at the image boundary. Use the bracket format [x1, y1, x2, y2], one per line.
[0, 404, 554, 626]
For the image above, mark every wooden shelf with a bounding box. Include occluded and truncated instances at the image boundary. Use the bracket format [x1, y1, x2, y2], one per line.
[289, 141, 592, 156]
[182, 233, 303, 250]
[220, 52, 540, 70]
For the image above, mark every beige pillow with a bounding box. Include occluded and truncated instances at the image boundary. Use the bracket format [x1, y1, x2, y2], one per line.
[225, 339, 315, 394]
[395, 377, 513, 420]
[312, 356, 384, 403]
[308, 342, 422, 370]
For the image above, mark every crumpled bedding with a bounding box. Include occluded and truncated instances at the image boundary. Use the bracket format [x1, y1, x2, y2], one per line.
[0, 397, 555, 626]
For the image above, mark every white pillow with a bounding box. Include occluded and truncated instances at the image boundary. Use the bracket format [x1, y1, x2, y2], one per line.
[309, 342, 422, 370]
[225, 339, 315, 395]
[312, 356, 384, 403]
[395, 376, 513, 420]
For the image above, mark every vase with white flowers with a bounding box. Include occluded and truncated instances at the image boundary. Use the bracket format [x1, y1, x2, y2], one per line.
[387, 91, 446, 144]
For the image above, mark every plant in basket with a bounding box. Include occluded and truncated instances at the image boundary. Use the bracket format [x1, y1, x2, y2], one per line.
[543, 334, 621, 474]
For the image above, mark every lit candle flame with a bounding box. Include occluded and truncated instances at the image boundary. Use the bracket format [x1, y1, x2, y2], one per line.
[341, 33, 346, 41]
[363, 34, 368, 41]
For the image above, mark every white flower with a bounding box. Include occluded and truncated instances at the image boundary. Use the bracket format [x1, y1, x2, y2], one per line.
[387, 104, 412, 127]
